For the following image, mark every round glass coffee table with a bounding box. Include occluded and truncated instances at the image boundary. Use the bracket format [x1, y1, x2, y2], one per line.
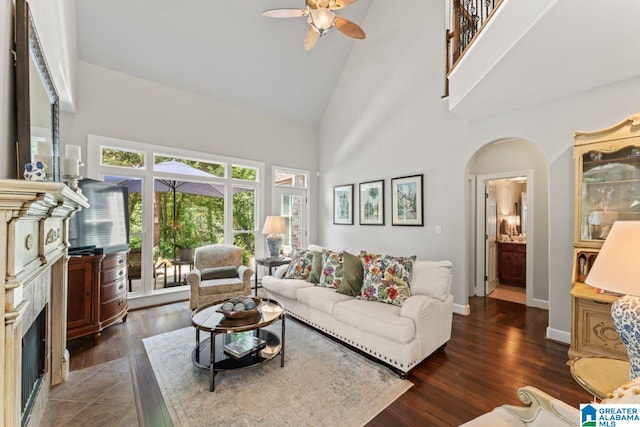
[191, 297, 285, 391]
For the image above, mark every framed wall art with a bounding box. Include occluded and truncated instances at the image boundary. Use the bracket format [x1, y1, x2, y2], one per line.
[359, 180, 384, 225]
[333, 184, 354, 225]
[391, 174, 424, 226]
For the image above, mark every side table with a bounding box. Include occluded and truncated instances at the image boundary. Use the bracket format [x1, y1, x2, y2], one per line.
[170, 259, 194, 286]
[568, 356, 630, 400]
[254, 257, 290, 296]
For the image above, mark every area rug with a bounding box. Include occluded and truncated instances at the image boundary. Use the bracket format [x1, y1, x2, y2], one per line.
[143, 320, 412, 427]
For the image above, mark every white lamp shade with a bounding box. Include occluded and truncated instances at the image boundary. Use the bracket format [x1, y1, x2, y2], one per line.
[262, 216, 285, 235]
[585, 221, 640, 296]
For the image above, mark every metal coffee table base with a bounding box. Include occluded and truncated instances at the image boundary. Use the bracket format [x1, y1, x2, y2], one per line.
[191, 319, 285, 391]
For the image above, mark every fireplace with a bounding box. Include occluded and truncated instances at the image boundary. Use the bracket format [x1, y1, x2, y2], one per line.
[21, 308, 46, 425]
[0, 180, 88, 427]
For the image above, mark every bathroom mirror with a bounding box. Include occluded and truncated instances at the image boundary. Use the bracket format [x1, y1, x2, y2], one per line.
[15, 0, 60, 181]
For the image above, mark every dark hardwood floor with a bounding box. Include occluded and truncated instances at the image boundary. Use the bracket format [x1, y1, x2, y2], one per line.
[66, 297, 591, 426]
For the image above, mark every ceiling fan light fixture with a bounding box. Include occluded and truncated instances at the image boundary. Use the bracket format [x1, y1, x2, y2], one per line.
[308, 7, 336, 34]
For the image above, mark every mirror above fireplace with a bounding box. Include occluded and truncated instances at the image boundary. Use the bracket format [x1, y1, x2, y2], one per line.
[15, 0, 60, 182]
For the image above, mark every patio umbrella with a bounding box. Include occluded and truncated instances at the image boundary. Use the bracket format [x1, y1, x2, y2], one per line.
[105, 159, 226, 259]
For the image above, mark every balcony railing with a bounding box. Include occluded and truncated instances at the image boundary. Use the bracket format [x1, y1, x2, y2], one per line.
[444, 0, 503, 97]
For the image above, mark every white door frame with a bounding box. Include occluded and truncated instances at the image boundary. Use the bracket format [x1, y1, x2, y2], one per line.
[475, 169, 534, 306]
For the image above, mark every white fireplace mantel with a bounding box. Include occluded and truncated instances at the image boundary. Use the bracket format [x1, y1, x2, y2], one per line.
[0, 179, 88, 427]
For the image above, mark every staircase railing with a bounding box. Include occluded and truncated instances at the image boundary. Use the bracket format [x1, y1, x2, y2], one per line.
[444, 0, 503, 97]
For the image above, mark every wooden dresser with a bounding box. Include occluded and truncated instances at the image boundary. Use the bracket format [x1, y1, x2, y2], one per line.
[66, 249, 129, 343]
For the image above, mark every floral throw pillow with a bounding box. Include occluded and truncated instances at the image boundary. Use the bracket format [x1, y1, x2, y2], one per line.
[283, 250, 314, 279]
[318, 250, 344, 288]
[360, 254, 416, 306]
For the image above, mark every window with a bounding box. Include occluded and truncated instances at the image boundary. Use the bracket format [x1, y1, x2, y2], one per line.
[101, 147, 145, 168]
[274, 169, 307, 188]
[89, 135, 263, 304]
[233, 165, 258, 181]
[273, 167, 309, 254]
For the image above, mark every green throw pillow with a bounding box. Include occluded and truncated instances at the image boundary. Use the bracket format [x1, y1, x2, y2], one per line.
[306, 251, 324, 283]
[336, 251, 364, 296]
[201, 266, 238, 280]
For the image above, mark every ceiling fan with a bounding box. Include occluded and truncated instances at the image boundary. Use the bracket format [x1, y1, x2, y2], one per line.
[262, 0, 366, 51]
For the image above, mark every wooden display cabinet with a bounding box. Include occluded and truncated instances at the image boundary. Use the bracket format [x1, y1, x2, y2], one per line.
[66, 249, 129, 344]
[67, 254, 104, 343]
[569, 113, 640, 361]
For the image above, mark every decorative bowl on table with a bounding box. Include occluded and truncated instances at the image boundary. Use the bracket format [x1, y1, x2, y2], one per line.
[217, 296, 262, 319]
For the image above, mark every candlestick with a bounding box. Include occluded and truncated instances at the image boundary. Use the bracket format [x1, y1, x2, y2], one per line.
[62, 157, 79, 176]
[65, 145, 82, 161]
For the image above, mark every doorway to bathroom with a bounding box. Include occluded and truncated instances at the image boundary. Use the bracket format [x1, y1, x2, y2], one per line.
[483, 175, 528, 304]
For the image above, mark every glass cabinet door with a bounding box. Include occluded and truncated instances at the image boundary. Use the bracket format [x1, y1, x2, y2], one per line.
[577, 144, 640, 246]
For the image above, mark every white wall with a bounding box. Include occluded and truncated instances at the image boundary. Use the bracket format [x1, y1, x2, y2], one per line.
[60, 61, 319, 242]
[318, 0, 640, 339]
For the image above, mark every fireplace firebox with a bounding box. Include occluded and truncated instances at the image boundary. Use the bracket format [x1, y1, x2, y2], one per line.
[21, 308, 46, 425]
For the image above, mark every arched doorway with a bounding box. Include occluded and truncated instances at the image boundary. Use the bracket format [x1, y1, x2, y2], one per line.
[466, 138, 549, 310]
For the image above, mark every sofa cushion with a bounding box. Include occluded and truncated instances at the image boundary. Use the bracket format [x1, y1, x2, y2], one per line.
[262, 276, 313, 300]
[297, 286, 352, 315]
[307, 244, 325, 252]
[284, 250, 314, 279]
[334, 299, 416, 344]
[318, 250, 344, 288]
[200, 266, 238, 280]
[199, 278, 245, 296]
[306, 251, 324, 284]
[360, 254, 414, 306]
[336, 251, 364, 296]
[410, 260, 453, 301]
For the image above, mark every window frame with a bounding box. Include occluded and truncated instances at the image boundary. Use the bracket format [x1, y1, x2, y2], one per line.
[87, 134, 265, 307]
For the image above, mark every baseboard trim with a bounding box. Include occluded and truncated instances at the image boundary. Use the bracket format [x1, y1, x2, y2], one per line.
[453, 303, 470, 316]
[529, 298, 549, 310]
[546, 327, 570, 344]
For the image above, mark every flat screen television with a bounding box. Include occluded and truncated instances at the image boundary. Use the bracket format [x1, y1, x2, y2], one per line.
[68, 178, 129, 255]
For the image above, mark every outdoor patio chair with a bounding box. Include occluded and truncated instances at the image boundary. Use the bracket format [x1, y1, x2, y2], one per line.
[187, 244, 253, 309]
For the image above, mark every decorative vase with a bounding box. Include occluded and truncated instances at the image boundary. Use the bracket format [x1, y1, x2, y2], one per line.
[266, 234, 282, 258]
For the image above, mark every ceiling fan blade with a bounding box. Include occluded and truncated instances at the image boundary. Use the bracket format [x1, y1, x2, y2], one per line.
[334, 16, 366, 39]
[330, 0, 358, 10]
[304, 26, 320, 51]
[262, 9, 307, 18]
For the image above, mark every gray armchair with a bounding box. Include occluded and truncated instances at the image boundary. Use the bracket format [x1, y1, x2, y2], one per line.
[187, 244, 253, 310]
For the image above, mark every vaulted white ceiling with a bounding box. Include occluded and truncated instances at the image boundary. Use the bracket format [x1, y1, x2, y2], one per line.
[74, 0, 372, 127]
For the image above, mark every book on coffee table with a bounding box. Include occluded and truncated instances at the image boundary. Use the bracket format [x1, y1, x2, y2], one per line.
[224, 334, 266, 360]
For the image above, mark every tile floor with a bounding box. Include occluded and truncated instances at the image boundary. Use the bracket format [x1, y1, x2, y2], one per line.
[39, 357, 140, 427]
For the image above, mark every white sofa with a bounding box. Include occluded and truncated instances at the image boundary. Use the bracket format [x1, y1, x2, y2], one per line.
[262, 258, 453, 377]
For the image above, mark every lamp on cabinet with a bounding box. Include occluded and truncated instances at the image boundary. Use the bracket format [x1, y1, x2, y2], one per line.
[584, 221, 640, 379]
[262, 216, 286, 259]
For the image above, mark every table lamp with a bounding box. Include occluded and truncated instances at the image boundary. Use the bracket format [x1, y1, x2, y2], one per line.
[584, 220, 640, 379]
[262, 216, 285, 259]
